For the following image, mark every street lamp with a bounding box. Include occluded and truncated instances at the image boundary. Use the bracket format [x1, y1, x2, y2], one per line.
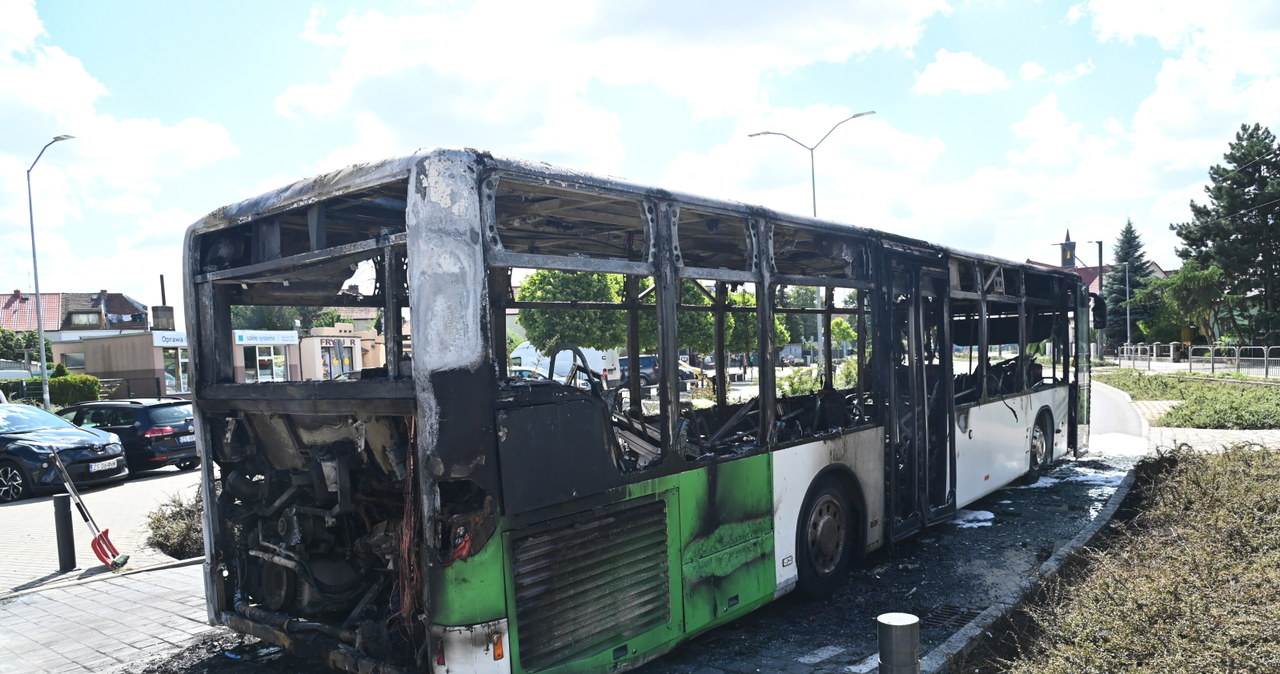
[748, 110, 876, 218]
[26, 134, 74, 410]
[750, 111, 875, 371]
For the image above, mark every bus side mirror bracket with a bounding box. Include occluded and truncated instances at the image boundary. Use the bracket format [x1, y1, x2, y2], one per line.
[1089, 293, 1107, 330]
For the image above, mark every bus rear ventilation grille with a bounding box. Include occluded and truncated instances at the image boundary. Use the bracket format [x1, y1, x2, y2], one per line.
[512, 498, 670, 671]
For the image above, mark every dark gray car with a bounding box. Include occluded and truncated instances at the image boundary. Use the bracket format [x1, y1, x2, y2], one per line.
[57, 399, 197, 473]
[0, 403, 129, 503]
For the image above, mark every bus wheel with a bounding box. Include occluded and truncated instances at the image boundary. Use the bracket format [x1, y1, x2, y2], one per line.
[1019, 413, 1051, 486]
[796, 475, 854, 598]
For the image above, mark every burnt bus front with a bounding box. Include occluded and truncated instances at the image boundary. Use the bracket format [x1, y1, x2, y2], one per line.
[186, 151, 517, 672]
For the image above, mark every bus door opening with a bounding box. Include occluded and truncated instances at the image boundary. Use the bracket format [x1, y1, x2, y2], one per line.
[887, 260, 956, 542]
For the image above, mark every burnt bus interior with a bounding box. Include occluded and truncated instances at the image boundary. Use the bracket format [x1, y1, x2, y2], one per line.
[486, 175, 885, 491]
[190, 157, 1083, 671]
[947, 258, 1076, 408]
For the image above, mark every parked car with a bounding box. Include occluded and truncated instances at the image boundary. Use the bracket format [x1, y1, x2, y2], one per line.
[618, 355, 659, 385]
[56, 399, 198, 473]
[676, 361, 704, 382]
[509, 366, 549, 380]
[0, 403, 129, 503]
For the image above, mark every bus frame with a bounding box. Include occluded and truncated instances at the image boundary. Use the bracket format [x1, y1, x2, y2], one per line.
[185, 148, 1092, 673]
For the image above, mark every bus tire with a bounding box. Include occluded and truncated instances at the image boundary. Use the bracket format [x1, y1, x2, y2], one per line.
[796, 474, 854, 598]
[1019, 412, 1052, 486]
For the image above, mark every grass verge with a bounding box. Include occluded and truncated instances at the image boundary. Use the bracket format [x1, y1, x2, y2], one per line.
[966, 444, 1280, 673]
[1096, 370, 1280, 429]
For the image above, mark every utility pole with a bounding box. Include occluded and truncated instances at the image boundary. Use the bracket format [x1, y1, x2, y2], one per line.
[1088, 240, 1104, 360]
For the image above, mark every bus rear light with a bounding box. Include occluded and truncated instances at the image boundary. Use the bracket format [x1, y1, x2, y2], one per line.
[492, 633, 503, 660]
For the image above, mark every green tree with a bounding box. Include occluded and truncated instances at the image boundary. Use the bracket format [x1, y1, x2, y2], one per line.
[516, 270, 625, 351]
[778, 286, 818, 344]
[0, 329, 53, 364]
[724, 290, 790, 356]
[0, 328, 20, 362]
[830, 317, 857, 356]
[297, 307, 342, 331]
[1132, 259, 1239, 344]
[1173, 123, 1280, 342]
[231, 305, 300, 330]
[1104, 220, 1154, 345]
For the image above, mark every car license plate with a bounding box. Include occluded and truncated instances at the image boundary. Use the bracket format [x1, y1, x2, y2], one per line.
[88, 458, 117, 473]
[180, 434, 196, 443]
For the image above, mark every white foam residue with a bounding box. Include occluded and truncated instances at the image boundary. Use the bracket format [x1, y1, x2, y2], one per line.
[1066, 468, 1127, 487]
[1014, 476, 1063, 489]
[952, 509, 995, 528]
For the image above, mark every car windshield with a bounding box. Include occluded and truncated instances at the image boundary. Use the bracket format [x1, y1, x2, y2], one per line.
[149, 403, 193, 424]
[0, 405, 78, 434]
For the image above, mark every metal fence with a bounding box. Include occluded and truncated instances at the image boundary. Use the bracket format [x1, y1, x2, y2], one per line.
[1117, 343, 1280, 379]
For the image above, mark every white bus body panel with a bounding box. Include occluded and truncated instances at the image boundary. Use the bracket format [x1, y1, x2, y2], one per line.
[430, 618, 511, 674]
[771, 427, 885, 596]
[954, 386, 1071, 508]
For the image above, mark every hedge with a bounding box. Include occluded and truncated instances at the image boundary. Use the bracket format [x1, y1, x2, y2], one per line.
[1, 374, 100, 407]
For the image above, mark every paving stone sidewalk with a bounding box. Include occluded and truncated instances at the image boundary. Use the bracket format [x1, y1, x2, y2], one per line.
[0, 562, 217, 673]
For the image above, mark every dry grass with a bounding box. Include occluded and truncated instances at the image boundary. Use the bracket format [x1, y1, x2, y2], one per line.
[1002, 445, 1280, 673]
[146, 488, 205, 559]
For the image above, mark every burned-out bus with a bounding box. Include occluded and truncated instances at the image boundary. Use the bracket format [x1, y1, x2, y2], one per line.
[186, 148, 1093, 673]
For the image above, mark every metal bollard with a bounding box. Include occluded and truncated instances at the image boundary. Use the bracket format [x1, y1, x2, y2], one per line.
[54, 493, 76, 572]
[877, 612, 920, 674]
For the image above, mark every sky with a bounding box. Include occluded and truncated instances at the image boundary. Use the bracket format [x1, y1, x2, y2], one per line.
[2, 0, 1277, 326]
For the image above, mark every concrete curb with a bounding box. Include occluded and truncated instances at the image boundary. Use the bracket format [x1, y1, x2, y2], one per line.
[1093, 379, 1151, 439]
[0, 556, 202, 602]
[919, 393, 1143, 673]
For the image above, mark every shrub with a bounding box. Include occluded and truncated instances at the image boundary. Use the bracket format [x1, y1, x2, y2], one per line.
[146, 488, 205, 559]
[0, 374, 99, 406]
[48, 374, 99, 406]
[777, 365, 821, 397]
[1160, 386, 1280, 430]
[50, 363, 69, 378]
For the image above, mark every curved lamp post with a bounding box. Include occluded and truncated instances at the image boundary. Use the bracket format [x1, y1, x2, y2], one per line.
[748, 110, 876, 217]
[27, 134, 74, 410]
[749, 111, 875, 372]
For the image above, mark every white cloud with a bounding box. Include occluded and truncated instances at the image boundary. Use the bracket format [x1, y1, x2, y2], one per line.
[1021, 61, 1046, 81]
[275, 0, 952, 125]
[1083, 0, 1280, 76]
[1051, 59, 1096, 82]
[912, 49, 1010, 95]
[307, 113, 402, 175]
[1007, 95, 1085, 165]
[0, 0, 239, 319]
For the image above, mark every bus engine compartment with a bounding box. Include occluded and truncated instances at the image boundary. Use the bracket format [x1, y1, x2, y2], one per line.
[208, 410, 425, 666]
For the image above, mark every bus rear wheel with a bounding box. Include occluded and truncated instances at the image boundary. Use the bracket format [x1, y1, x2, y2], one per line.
[796, 475, 854, 598]
[1019, 413, 1051, 486]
